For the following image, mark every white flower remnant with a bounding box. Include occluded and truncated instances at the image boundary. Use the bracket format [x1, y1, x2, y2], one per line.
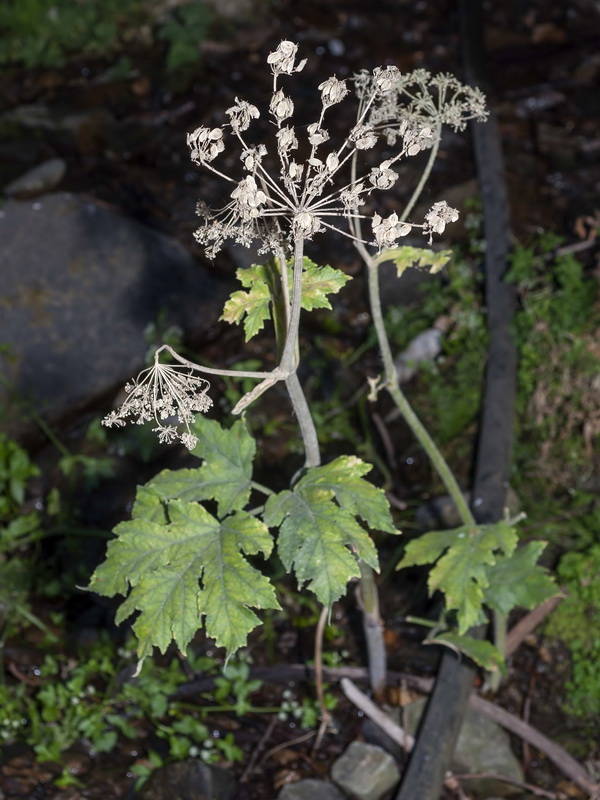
[424, 200, 460, 240]
[102, 353, 212, 450]
[102, 43, 486, 448]
[186, 41, 481, 260]
[372, 212, 412, 249]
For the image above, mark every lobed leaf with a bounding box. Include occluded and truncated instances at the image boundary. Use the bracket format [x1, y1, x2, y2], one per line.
[149, 416, 255, 517]
[483, 541, 559, 615]
[220, 265, 272, 340]
[90, 498, 279, 661]
[397, 521, 518, 634]
[299, 259, 351, 311]
[219, 259, 350, 341]
[295, 455, 396, 533]
[264, 456, 395, 607]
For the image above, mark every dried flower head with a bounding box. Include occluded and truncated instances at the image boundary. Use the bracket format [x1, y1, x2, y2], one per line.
[187, 42, 461, 259]
[359, 67, 488, 136]
[102, 349, 212, 449]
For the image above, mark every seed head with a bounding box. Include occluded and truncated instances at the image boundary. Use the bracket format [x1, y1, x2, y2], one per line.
[102, 353, 212, 449]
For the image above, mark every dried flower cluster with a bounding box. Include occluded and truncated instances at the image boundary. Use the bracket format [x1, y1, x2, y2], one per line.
[187, 41, 477, 259]
[103, 352, 212, 449]
[102, 43, 487, 449]
[356, 67, 488, 139]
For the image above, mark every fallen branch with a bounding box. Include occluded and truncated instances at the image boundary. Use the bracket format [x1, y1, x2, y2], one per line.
[505, 595, 564, 658]
[468, 694, 598, 796]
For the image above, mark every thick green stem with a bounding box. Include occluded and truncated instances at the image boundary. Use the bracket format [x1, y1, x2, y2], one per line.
[285, 372, 321, 469]
[280, 238, 306, 374]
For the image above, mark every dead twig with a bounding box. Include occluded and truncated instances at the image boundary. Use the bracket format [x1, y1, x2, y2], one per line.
[240, 715, 278, 783]
[340, 677, 415, 751]
[451, 771, 558, 799]
[469, 694, 598, 796]
[172, 662, 598, 796]
[312, 605, 332, 755]
[505, 595, 564, 658]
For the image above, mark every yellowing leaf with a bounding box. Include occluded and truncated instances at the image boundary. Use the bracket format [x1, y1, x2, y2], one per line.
[220, 265, 273, 340]
[374, 246, 452, 277]
[219, 259, 351, 341]
[298, 259, 351, 311]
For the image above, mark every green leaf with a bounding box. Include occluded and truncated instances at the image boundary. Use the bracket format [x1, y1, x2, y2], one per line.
[374, 246, 452, 277]
[426, 631, 506, 674]
[397, 522, 518, 634]
[483, 541, 559, 615]
[91, 500, 279, 660]
[264, 456, 394, 606]
[147, 416, 255, 517]
[296, 455, 396, 534]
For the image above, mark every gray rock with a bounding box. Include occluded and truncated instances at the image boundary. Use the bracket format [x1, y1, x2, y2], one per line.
[331, 741, 400, 800]
[0, 103, 112, 135]
[137, 759, 236, 799]
[278, 778, 346, 800]
[0, 193, 229, 437]
[4, 158, 67, 198]
[394, 327, 442, 383]
[415, 488, 520, 531]
[404, 698, 524, 797]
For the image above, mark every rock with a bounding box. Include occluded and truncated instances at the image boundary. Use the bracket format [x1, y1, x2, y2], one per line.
[0, 193, 229, 437]
[394, 328, 442, 383]
[278, 778, 346, 800]
[0, 103, 112, 135]
[360, 707, 410, 767]
[137, 759, 236, 800]
[3, 158, 67, 198]
[331, 741, 400, 800]
[404, 698, 524, 797]
[415, 487, 520, 531]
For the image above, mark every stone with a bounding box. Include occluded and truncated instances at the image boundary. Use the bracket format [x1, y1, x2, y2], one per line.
[278, 778, 346, 800]
[0, 193, 230, 437]
[404, 698, 524, 797]
[3, 158, 67, 198]
[137, 759, 236, 800]
[415, 487, 520, 531]
[331, 741, 400, 800]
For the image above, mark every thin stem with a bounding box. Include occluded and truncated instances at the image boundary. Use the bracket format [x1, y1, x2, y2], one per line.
[399, 125, 442, 223]
[159, 345, 273, 380]
[365, 253, 475, 527]
[488, 610, 507, 692]
[312, 604, 332, 754]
